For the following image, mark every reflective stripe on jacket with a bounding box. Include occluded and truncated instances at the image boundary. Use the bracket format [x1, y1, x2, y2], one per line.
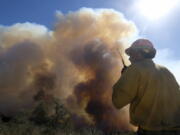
[112, 59, 180, 130]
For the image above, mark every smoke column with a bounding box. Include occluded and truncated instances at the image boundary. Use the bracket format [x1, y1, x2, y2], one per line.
[0, 8, 137, 131]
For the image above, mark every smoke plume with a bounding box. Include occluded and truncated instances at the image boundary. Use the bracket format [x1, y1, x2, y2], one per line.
[0, 8, 137, 131]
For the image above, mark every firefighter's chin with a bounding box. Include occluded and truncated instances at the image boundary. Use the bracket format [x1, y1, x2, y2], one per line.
[129, 56, 144, 64]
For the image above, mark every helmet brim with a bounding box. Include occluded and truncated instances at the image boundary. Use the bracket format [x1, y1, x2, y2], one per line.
[125, 47, 133, 56]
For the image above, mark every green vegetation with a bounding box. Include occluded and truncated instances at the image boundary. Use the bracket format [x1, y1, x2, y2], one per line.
[0, 101, 136, 135]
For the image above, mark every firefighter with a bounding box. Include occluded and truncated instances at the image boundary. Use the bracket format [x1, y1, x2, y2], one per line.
[112, 39, 180, 135]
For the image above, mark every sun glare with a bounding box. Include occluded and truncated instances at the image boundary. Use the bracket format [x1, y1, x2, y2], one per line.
[136, 0, 178, 20]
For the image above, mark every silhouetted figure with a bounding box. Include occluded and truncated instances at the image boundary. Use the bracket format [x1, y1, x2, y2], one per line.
[112, 39, 180, 135]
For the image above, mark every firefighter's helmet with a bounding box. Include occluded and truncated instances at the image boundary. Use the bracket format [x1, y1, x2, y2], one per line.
[125, 39, 156, 58]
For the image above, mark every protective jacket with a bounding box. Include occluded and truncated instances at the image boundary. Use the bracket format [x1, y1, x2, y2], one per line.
[112, 59, 180, 130]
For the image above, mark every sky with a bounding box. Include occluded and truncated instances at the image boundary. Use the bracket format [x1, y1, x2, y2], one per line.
[1, 0, 180, 81]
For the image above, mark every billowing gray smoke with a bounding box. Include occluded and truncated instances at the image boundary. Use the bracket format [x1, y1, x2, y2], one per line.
[0, 8, 137, 131]
[67, 40, 132, 131]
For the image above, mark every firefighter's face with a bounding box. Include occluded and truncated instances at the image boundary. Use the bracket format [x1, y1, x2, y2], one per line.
[129, 51, 144, 64]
